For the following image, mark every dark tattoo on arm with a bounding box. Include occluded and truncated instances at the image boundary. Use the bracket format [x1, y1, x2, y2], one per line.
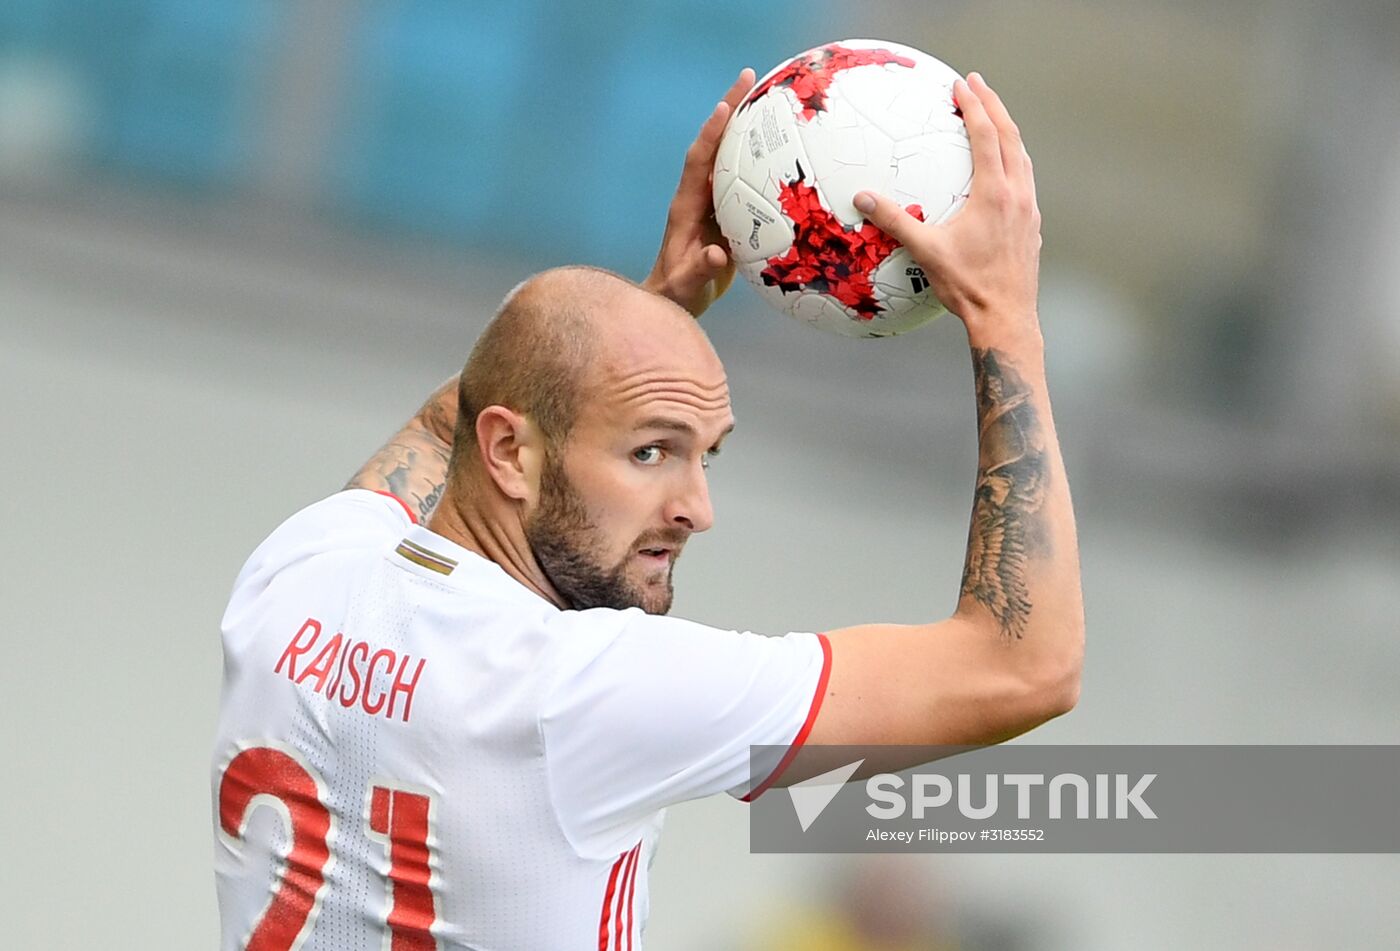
[345, 379, 458, 523]
[959, 349, 1048, 639]
[418, 478, 445, 520]
[346, 425, 451, 524]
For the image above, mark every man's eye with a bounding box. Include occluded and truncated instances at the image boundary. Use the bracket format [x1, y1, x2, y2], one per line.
[633, 446, 663, 465]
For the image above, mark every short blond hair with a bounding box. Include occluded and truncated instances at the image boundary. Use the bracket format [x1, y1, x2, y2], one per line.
[450, 266, 639, 473]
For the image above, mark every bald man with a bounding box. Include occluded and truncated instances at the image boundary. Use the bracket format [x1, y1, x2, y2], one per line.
[212, 72, 1082, 950]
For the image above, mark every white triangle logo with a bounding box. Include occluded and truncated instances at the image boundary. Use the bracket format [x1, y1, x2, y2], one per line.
[787, 759, 865, 832]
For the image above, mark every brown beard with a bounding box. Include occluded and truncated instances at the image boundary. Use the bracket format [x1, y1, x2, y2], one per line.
[526, 451, 679, 614]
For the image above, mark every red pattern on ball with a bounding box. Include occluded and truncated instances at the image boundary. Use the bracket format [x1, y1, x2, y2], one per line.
[761, 169, 924, 319]
[742, 43, 917, 122]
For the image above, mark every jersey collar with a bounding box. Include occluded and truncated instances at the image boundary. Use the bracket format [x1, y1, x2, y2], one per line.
[391, 524, 554, 609]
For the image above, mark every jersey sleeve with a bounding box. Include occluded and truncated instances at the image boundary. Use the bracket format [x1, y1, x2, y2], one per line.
[221, 489, 415, 633]
[538, 609, 831, 857]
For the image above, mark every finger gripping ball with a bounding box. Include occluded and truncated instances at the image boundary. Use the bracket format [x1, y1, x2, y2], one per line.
[713, 40, 970, 337]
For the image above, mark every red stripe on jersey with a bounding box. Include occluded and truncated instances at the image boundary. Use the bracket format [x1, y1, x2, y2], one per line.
[373, 490, 418, 524]
[741, 632, 833, 802]
[597, 849, 627, 950]
[623, 843, 640, 951]
[615, 846, 638, 951]
[597, 842, 642, 950]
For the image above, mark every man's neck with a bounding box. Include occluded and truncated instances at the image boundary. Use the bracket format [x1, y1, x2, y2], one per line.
[427, 490, 567, 609]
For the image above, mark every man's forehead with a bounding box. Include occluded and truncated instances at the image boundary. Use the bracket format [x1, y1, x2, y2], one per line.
[588, 298, 727, 383]
[588, 367, 734, 434]
[628, 412, 737, 445]
[582, 347, 733, 440]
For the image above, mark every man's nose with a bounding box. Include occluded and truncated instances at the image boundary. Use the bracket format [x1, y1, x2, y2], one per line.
[665, 464, 714, 534]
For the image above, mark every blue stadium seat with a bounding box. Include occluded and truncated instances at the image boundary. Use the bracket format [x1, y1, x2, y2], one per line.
[328, 1, 545, 242]
[97, 0, 284, 187]
[328, 0, 826, 267]
[0, 0, 57, 47]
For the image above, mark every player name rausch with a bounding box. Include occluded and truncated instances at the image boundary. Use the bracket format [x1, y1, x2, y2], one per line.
[274, 617, 427, 723]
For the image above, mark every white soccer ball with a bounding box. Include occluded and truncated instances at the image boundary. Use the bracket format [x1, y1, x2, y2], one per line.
[712, 39, 971, 338]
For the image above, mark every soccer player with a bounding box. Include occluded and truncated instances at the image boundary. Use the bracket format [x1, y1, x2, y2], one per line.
[212, 70, 1081, 950]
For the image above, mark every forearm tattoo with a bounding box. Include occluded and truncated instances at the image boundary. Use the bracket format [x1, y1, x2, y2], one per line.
[959, 348, 1048, 639]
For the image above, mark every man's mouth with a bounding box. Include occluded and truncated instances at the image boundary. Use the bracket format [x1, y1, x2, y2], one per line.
[635, 531, 687, 569]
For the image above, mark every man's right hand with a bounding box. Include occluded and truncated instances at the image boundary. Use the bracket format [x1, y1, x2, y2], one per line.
[853, 72, 1042, 349]
[794, 72, 1081, 768]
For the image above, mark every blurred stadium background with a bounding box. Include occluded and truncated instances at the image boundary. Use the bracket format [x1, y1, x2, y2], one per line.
[2, 0, 1398, 947]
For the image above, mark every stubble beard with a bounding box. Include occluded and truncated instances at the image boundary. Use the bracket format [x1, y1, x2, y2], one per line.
[526, 452, 676, 614]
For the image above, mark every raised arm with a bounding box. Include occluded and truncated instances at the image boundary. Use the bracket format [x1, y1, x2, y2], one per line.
[345, 376, 458, 524]
[806, 73, 1083, 754]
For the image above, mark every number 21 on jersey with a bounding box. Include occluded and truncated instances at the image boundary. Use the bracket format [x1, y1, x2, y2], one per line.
[218, 743, 439, 950]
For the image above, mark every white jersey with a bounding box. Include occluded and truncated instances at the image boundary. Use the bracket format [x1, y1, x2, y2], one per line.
[211, 490, 830, 951]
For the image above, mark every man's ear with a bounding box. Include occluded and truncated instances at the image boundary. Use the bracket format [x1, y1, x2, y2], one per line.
[474, 406, 545, 503]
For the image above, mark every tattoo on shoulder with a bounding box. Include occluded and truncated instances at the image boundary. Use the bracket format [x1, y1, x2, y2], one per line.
[346, 428, 451, 523]
[960, 348, 1048, 640]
